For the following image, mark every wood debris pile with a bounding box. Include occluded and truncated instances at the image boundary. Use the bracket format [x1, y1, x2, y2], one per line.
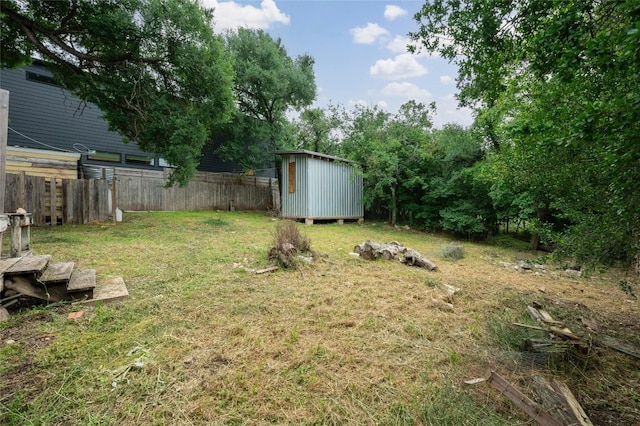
[352, 241, 437, 271]
[466, 371, 593, 426]
[466, 302, 640, 425]
[513, 302, 640, 361]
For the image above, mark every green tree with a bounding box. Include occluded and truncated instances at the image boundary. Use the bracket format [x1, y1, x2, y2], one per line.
[1, 0, 235, 185]
[341, 101, 433, 226]
[291, 105, 344, 155]
[217, 28, 316, 171]
[412, 0, 640, 269]
[421, 124, 495, 238]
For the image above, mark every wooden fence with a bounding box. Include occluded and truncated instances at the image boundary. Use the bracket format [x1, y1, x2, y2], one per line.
[3, 168, 280, 225]
[113, 167, 279, 212]
[4, 172, 111, 225]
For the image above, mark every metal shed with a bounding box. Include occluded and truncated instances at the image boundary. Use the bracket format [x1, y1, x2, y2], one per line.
[275, 150, 364, 224]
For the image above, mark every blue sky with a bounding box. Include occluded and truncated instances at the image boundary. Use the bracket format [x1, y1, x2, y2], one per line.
[203, 0, 474, 128]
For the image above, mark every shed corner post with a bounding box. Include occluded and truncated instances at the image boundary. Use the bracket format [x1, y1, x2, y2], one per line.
[0, 89, 9, 214]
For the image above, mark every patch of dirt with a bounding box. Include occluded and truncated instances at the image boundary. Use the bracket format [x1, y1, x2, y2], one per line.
[0, 305, 58, 405]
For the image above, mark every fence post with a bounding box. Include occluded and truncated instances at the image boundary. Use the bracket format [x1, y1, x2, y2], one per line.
[18, 171, 26, 210]
[0, 89, 8, 215]
[112, 170, 117, 223]
[50, 178, 56, 225]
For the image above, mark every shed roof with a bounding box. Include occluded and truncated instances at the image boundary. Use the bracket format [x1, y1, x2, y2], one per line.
[274, 150, 362, 166]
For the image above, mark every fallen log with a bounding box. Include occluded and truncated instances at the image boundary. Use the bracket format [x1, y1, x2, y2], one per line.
[353, 241, 438, 271]
[353, 241, 405, 261]
[402, 249, 437, 271]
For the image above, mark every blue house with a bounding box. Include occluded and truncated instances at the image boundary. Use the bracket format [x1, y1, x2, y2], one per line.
[0, 62, 242, 176]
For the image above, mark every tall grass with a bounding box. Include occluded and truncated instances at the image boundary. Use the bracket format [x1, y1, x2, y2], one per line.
[1, 211, 638, 425]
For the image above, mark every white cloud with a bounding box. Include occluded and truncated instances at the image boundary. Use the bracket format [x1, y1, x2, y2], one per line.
[386, 35, 411, 54]
[384, 5, 407, 21]
[380, 82, 432, 101]
[348, 99, 370, 108]
[377, 100, 389, 109]
[386, 35, 440, 59]
[440, 75, 455, 85]
[432, 93, 474, 128]
[205, 0, 290, 32]
[350, 23, 389, 44]
[370, 53, 428, 80]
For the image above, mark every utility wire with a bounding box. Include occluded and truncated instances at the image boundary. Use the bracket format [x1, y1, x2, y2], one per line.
[8, 126, 92, 154]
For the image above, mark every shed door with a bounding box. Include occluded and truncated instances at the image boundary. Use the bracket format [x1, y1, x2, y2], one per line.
[288, 162, 296, 193]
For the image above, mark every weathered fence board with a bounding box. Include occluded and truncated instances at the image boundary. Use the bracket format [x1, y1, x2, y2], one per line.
[113, 169, 278, 212]
[5, 173, 110, 225]
[4, 169, 280, 223]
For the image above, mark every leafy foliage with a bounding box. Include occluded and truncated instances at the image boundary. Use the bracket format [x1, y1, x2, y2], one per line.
[217, 28, 316, 171]
[411, 0, 640, 268]
[340, 101, 434, 226]
[290, 105, 344, 156]
[1, 0, 235, 186]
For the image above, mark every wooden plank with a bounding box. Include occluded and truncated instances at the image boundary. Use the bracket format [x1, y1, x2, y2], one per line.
[513, 323, 581, 340]
[50, 178, 57, 225]
[67, 269, 96, 292]
[4, 255, 51, 275]
[6, 155, 79, 168]
[4, 274, 66, 302]
[40, 262, 75, 284]
[5, 165, 78, 179]
[550, 379, 593, 426]
[465, 371, 562, 426]
[0, 257, 22, 274]
[596, 334, 640, 360]
[533, 376, 590, 426]
[255, 266, 279, 274]
[74, 276, 128, 306]
[7, 146, 80, 162]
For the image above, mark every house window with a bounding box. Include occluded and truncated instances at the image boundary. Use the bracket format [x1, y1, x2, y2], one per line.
[125, 154, 154, 166]
[26, 71, 59, 86]
[88, 150, 121, 163]
[158, 157, 174, 167]
[288, 161, 296, 193]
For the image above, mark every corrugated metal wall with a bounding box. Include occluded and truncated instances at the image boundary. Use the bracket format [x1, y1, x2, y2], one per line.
[280, 154, 308, 217]
[280, 152, 363, 220]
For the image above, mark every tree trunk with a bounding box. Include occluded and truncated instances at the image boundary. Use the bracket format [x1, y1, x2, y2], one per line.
[530, 201, 550, 250]
[390, 184, 397, 227]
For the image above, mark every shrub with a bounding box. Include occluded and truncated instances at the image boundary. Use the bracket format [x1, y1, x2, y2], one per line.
[442, 244, 464, 261]
[268, 220, 311, 268]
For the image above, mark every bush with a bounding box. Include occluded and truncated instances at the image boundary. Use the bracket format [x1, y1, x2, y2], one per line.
[268, 220, 311, 268]
[442, 245, 464, 261]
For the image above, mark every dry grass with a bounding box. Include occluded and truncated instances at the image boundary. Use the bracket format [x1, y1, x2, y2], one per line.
[1, 211, 639, 425]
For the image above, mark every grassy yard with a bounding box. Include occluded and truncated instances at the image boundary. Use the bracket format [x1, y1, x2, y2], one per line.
[1, 211, 639, 425]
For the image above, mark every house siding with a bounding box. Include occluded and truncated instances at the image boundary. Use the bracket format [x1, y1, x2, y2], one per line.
[0, 63, 245, 174]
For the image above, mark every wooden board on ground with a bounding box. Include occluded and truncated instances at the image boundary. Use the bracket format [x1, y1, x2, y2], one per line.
[40, 262, 75, 283]
[67, 269, 96, 292]
[4, 255, 51, 276]
[465, 371, 562, 426]
[75, 276, 128, 306]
